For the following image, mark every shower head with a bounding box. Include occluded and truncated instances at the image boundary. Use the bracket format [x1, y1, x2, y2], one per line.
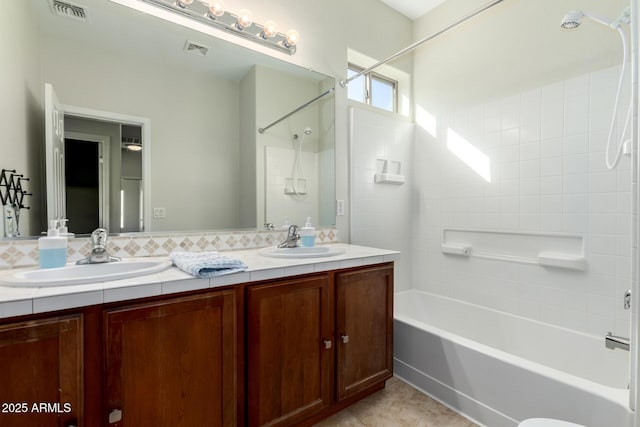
[293, 127, 312, 140]
[560, 10, 583, 29]
[559, 6, 631, 170]
[560, 10, 612, 30]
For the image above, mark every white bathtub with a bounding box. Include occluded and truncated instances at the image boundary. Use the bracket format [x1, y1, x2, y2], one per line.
[393, 290, 632, 427]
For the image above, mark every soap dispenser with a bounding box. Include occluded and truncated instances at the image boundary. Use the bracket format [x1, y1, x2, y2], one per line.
[39, 220, 68, 269]
[58, 218, 75, 238]
[300, 217, 315, 247]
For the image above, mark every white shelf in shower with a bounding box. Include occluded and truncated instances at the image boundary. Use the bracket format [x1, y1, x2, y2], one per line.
[441, 229, 587, 271]
[374, 158, 405, 184]
[374, 173, 405, 184]
[537, 252, 587, 271]
[441, 243, 472, 255]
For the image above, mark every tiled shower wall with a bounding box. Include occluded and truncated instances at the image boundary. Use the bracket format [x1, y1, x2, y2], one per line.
[264, 146, 319, 227]
[413, 64, 632, 336]
[350, 106, 414, 291]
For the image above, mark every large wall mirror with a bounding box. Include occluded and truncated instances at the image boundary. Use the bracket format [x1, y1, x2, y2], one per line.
[6, 0, 335, 238]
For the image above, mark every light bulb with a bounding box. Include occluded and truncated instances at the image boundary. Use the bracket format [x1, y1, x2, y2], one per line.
[207, 0, 224, 18]
[176, 0, 194, 8]
[260, 20, 278, 39]
[235, 9, 252, 30]
[284, 29, 299, 47]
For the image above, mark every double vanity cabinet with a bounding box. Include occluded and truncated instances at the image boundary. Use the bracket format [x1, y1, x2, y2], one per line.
[0, 259, 394, 426]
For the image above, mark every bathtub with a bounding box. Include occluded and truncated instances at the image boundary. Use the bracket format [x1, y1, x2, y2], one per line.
[393, 290, 633, 427]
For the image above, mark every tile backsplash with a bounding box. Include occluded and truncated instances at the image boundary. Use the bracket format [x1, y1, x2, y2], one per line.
[0, 228, 338, 269]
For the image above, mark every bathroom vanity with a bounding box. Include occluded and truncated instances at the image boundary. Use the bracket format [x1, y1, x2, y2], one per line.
[0, 244, 397, 426]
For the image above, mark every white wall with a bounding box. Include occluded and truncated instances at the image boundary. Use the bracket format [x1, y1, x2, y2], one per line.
[142, 0, 415, 239]
[411, 0, 632, 335]
[350, 106, 414, 291]
[40, 34, 241, 232]
[254, 66, 323, 227]
[413, 0, 629, 108]
[239, 68, 258, 228]
[5, 0, 413, 239]
[0, 2, 44, 236]
[413, 65, 631, 336]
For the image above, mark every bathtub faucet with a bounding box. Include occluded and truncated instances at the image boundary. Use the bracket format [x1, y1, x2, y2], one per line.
[605, 332, 630, 351]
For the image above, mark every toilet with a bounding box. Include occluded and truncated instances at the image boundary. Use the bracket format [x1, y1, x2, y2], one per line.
[519, 419, 585, 427]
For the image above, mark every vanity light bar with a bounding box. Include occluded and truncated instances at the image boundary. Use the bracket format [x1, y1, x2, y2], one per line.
[139, 0, 298, 55]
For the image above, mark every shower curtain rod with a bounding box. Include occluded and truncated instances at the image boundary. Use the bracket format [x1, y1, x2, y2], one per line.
[258, 87, 335, 133]
[339, 0, 505, 87]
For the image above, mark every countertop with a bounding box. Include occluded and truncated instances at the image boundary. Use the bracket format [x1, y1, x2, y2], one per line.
[0, 244, 400, 319]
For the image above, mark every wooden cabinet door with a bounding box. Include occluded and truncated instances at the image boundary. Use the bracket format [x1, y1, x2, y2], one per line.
[0, 315, 82, 427]
[336, 265, 393, 401]
[247, 275, 332, 427]
[104, 290, 237, 427]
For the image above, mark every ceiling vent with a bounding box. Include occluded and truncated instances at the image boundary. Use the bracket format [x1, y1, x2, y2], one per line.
[183, 40, 210, 57]
[50, 0, 90, 23]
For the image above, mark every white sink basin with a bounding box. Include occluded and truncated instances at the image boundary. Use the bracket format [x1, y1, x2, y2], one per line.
[0, 259, 173, 287]
[259, 245, 344, 259]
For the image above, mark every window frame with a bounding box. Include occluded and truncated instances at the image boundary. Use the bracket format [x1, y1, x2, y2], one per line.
[347, 63, 398, 113]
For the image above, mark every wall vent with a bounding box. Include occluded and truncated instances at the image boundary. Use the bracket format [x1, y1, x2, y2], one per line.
[183, 41, 209, 57]
[50, 0, 90, 22]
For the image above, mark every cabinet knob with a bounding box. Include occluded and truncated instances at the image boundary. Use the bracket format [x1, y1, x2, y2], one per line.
[109, 409, 123, 424]
[323, 339, 332, 349]
[341, 335, 350, 344]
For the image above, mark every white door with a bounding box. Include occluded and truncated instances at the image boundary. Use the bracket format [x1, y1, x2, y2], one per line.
[44, 83, 66, 224]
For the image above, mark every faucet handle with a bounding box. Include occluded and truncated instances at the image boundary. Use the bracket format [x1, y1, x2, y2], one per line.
[91, 228, 108, 243]
[90, 228, 109, 255]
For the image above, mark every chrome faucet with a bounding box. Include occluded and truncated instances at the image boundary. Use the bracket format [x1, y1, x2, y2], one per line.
[76, 228, 121, 264]
[278, 224, 300, 248]
[605, 332, 630, 351]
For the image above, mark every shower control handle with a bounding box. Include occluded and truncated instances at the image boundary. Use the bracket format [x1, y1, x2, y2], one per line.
[624, 289, 631, 310]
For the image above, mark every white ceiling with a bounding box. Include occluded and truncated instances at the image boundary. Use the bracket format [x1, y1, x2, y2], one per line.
[379, 0, 447, 20]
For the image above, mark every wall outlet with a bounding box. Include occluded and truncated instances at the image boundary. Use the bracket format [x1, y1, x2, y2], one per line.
[153, 207, 166, 219]
[336, 200, 345, 216]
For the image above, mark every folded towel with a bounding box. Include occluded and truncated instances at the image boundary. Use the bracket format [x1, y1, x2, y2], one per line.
[169, 250, 248, 278]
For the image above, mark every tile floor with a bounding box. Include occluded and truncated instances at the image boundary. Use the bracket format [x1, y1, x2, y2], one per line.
[314, 377, 478, 427]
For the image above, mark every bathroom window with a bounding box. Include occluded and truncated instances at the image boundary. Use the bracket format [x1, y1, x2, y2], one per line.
[347, 63, 398, 113]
